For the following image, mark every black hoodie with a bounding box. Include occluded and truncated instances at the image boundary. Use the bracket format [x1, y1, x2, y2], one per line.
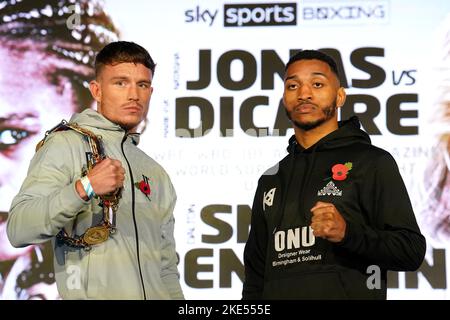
[242, 116, 426, 299]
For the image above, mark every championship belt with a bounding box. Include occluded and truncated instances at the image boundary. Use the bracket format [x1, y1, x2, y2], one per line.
[36, 120, 122, 251]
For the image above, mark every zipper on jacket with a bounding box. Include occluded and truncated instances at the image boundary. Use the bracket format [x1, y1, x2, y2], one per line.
[121, 134, 147, 300]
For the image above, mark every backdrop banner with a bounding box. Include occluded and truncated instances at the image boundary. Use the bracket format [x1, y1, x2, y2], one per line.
[1, 0, 449, 300]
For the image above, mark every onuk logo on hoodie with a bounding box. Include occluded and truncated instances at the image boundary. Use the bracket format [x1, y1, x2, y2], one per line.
[263, 188, 276, 210]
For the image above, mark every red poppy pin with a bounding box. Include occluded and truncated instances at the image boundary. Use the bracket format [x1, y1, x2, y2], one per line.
[135, 175, 151, 200]
[331, 162, 353, 181]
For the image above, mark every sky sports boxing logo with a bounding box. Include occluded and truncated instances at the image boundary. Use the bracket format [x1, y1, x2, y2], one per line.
[300, 0, 389, 25]
[224, 2, 297, 27]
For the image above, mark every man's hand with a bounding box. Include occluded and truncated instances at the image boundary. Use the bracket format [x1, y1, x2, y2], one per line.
[76, 158, 125, 200]
[88, 158, 125, 196]
[310, 201, 346, 242]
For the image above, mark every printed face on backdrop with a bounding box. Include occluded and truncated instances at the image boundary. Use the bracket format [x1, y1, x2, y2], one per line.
[0, 0, 119, 300]
[0, 43, 88, 257]
[89, 62, 153, 132]
[283, 59, 346, 131]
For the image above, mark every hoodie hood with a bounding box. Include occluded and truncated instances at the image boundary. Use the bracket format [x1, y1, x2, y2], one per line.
[70, 109, 123, 131]
[69, 109, 141, 145]
[287, 116, 371, 154]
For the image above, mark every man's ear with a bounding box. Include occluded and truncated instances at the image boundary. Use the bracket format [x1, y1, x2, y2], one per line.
[336, 87, 346, 109]
[89, 80, 101, 103]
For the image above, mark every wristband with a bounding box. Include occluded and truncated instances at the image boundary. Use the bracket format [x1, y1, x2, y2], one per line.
[80, 176, 96, 199]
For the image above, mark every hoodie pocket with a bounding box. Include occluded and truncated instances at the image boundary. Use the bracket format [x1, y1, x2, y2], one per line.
[263, 270, 348, 299]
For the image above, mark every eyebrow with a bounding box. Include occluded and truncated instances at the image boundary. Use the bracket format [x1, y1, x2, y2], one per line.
[285, 72, 328, 81]
[110, 76, 152, 83]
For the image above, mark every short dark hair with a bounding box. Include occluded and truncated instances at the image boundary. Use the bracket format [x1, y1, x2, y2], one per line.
[95, 41, 156, 77]
[285, 50, 339, 79]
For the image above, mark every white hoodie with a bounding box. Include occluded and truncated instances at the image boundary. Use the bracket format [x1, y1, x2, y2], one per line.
[7, 109, 184, 300]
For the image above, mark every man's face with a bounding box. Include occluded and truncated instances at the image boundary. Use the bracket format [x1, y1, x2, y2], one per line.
[0, 46, 80, 212]
[283, 59, 345, 131]
[90, 62, 153, 132]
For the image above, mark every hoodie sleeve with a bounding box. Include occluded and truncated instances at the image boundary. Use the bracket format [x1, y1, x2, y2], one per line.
[7, 133, 88, 247]
[337, 153, 426, 271]
[242, 179, 268, 299]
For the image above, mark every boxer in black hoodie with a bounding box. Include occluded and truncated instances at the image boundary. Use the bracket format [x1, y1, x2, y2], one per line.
[242, 50, 426, 299]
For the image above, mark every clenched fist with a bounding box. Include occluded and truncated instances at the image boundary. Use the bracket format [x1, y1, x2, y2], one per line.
[310, 201, 346, 242]
[76, 158, 125, 200]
